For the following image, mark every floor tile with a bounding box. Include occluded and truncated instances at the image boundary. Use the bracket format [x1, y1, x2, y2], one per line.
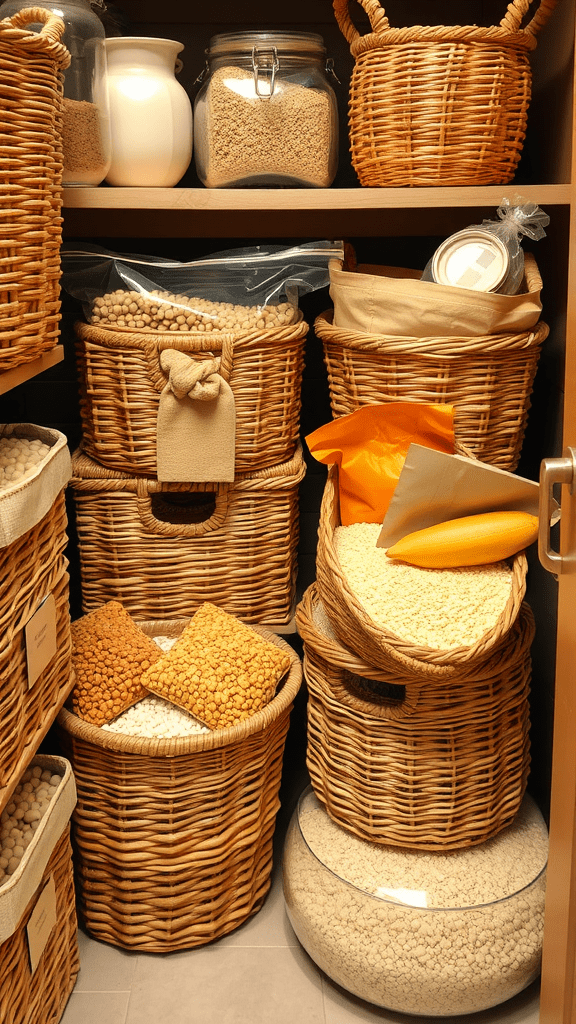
[60, 991, 130, 1024]
[125, 944, 326, 1024]
[74, 927, 139, 991]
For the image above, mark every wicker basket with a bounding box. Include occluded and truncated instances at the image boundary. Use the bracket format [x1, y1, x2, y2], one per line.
[57, 622, 301, 951]
[333, 0, 557, 187]
[315, 300, 549, 473]
[0, 8, 70, 372]
[69, 444, 305, 625]
[0, 755, 78, 1024]
[74, 316, 308, 477]
[296, 584, 533, 850]
[315, 464, 528, 677]
[0, 426, 73, 813]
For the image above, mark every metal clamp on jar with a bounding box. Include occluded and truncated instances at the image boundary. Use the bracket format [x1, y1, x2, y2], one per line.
[193, 31, 339, 189]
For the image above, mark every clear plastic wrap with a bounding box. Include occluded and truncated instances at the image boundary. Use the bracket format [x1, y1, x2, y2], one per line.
[62, 241, 344, 331]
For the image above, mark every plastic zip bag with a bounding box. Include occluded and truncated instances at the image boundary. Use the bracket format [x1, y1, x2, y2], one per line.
[61, 240, 344, 332]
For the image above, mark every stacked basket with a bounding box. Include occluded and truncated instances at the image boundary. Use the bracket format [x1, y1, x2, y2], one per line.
[70, 314, 308, 626]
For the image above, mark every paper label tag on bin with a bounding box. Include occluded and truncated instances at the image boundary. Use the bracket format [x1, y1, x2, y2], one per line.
[25, 593, 57, 689]
[26, 874, 57, 975]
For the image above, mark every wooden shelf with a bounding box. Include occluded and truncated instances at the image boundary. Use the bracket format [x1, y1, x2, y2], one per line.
[62, 184, 571, 239]
[0, 346, 65, 396]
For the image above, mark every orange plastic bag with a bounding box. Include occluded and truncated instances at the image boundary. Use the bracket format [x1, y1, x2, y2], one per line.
[306, 403, 455, 526]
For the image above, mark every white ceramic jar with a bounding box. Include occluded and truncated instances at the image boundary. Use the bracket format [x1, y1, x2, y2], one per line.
[104, 37, 193, 187]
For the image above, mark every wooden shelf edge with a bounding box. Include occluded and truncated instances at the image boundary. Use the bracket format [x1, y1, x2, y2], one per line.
[0, 346, 65, 396]
[63, 183, 572, 213]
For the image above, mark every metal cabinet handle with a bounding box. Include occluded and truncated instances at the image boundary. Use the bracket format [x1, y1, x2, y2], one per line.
[539, 447, 576, 574]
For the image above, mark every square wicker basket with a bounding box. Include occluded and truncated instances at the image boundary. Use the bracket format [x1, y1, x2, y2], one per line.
[0, 427, 73, 814]
[0, 9, 69, 372]
[296, 584, 533, 851]
[57, 622, 301, 951]
[69, 443, 305, 625]
[74, 316, 308, 478]
[0, 755, 79, 1024]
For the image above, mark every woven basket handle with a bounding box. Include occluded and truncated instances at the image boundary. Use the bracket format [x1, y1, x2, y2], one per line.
[135, 479, 230, 537]
[500, 0, 557, 37]
[4, 6, 66, 43]
[332, 0, 389, 45]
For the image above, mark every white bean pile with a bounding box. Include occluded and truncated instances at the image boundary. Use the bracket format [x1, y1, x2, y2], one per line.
[0, 436, 51, 492]
[100, 635, 209, 739]
[335, 522, 513, 649]
[90, 288, 297, 333]
[283, 791, 548, 1016]
[0, 765, 62, 886]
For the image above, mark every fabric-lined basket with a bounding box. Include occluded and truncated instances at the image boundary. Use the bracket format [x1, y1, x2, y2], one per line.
[315, 464, 528, 677]
[296, 584, 533, 850]
[74, 316, 308, 478]
[69, 444, 305, 625]
[57, 622, 301, 951]
[0, 8, 69, 371]
[0, 755, 78, 1024]
[333, 0, 557, 187]
[0, 426, 73, 813]
[315, 303, 548, 473]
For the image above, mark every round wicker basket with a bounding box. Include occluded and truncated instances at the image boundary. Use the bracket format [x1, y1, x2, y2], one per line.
[57, 621, 302, 951]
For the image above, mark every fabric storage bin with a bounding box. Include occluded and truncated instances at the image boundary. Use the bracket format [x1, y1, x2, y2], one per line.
[333, 0, 557, 188]
[315, 309, 548, 472]
[74, 316, 308, 478]
[69, 443, 305, 625]
[0, 9, 69, 372]
[57, 622, 301, 951]
[315, 464, 529, 677]
[296, 584, 533, 851]
[0, 755, 79, 1024]
[0, 426, 73, 812]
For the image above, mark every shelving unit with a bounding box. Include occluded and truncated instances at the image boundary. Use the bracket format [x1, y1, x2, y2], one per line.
[0, 347, 64, 396]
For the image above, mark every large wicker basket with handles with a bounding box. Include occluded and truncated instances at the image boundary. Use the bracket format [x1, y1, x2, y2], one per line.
[315, 254, 548, 472]
[0, 8, 69, 371]
[57, 622, 301, 951]
[333, 0, 557, 187]
[74, 316, 308, 478]
[315, 464, 529, 678]
[297, 584, 533, 851]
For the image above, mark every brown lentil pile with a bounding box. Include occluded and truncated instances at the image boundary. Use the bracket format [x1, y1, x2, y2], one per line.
[71, 600, 161, 726]
[62, 98, 108, 182]
[90, 288, 297, 332]
[196, 66, 333, 187]
[141, 602, 292, 729]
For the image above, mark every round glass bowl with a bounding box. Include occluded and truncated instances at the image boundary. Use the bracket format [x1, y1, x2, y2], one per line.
[283, 786, 548, 1017]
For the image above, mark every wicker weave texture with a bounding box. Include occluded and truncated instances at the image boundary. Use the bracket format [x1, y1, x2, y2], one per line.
[0, 827, 79, 1024]
[315, 305, 548, 473]
[315, 465, 528, 677]
[70, 445, 305, 625]
[57, 625, 301, 951]
[0, 492, 73, 813]
[333, 0, 557, 186]
[297, 584, 533, 851]
[74, 317, 307, 477]
[0, 9, 70, 371]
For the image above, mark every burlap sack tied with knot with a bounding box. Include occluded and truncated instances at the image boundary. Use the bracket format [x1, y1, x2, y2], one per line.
[156, 349, 236, 482]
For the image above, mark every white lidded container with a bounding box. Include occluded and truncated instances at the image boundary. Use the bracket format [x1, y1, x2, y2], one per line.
[104, 36, 193, 187]
[283, 786, 548, 1016]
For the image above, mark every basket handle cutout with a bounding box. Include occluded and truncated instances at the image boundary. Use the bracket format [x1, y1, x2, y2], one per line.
[333, 0, 556, 41]
[135, 482, 230, 536]
[329, 666, 424, 720]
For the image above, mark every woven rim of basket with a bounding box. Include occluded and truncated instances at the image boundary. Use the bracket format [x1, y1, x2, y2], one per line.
[0, 8, 70, 67]
[317, 465, 528, 675]
[74, 314, 308, 347]
[57, 623, 302, 755]
[348, 24, 542, 57]
[314, 312, 549, 356]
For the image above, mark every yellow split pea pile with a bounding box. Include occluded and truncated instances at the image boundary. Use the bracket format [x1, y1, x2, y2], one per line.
[70, 600, 291, 733]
